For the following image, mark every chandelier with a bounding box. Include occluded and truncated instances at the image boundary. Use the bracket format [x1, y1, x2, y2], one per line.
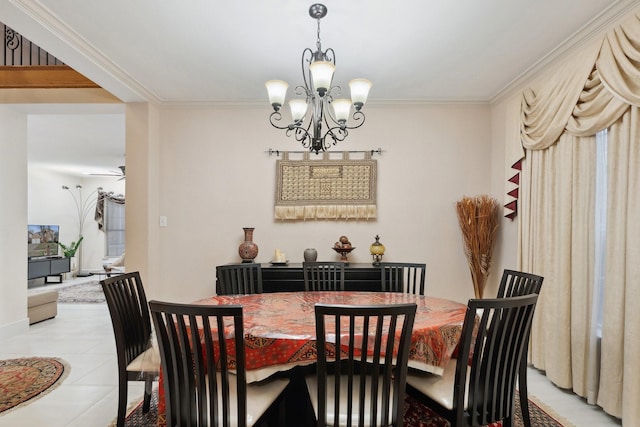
[266, 4, 372, 154]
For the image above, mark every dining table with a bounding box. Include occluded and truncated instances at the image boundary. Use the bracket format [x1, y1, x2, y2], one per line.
[156, 290, 468, 426]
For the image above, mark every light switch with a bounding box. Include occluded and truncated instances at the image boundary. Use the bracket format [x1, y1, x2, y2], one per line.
[159, 216, 168, 227]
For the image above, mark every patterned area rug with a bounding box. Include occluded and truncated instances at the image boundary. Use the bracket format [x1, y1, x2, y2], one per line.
[57, 281, 105, 303]
[403, 392, 573, 426]
[116, 390, 572, 426]
[0, 357, 70, 414]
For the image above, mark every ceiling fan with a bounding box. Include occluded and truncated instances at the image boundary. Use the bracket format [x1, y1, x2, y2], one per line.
[89, 165, 126, 180]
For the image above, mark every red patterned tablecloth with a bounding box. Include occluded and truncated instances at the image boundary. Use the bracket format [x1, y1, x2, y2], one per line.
[157, 291, 467, 426]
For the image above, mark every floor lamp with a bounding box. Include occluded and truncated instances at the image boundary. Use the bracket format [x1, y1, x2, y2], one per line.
[62, 185, 102, 277]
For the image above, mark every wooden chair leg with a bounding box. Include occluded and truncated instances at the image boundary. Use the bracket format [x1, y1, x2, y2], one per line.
[117, 376, 127, 427]
[519, 358, 531, 427]
[503, 415, 513, 427]
[143, 378, 153, 413]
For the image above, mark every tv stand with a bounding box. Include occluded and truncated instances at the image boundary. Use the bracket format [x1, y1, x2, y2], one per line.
[28, 257, 71, 283]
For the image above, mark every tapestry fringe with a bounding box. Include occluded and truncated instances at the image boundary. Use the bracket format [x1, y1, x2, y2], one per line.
[275, 204, 377, 220]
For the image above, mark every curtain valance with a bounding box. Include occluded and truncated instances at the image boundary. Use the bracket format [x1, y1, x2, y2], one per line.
[504, 10, 640, 218]
[598, 15, 640, 106]
[95, 190, 125, 230]
[520, 42, 600, 150]
[520, 11, 640, 152]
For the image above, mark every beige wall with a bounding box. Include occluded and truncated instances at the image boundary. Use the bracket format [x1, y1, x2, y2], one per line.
[0, 106, 28, 337]
[487, 93, 521, 296]
[124, 102, 161, 297]
[127, 102, 496, 304]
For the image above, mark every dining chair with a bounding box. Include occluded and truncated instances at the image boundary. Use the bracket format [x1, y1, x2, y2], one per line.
[379, 262, 427, 295]
[149, 300, 290, 427]
[101, 271, 160, 427]
[405, 294, 539, 427]
[496, 269, 544, 427]
[306, 302, 417, 427]
[216, 263, 263, 295]
[303, 261, 345, 291]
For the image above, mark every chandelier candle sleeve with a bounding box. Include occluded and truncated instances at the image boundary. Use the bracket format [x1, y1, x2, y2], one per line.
[265, 3, 372, 153]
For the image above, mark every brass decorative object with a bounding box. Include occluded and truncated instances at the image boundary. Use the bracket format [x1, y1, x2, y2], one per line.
[369, 235, 385, 265]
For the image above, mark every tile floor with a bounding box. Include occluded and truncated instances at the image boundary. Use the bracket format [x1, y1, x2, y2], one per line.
[0, 277, 623, 426]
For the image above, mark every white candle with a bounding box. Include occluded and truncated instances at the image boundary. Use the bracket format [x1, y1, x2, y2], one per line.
[274, 248, 285, 262]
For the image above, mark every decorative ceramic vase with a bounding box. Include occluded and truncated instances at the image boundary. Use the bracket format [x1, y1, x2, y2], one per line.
[304, 248, 318, 262]
[238, 227, 259, 263]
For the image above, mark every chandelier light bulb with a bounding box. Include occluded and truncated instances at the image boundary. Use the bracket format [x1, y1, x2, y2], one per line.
[265, 80, 289, 110]
[289, 99, 309, 122]
[332, 98, 351, 123]
[309, 61, 335, 96]
[349, 78, 372, 110]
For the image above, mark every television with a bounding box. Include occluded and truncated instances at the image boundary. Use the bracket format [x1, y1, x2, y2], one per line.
[28, 224, 60, 259]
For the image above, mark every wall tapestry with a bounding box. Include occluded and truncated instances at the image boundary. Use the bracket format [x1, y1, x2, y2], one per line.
[275, 151, 377, 220]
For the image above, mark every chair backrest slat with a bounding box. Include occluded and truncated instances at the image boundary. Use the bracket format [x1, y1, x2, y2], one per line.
[497, 269, 543, 298]
[314, 303, 417, 427]
[380, 262, 427, 295]
[150, 300, 247, 427]
[101, 272, 152, 367]
[453, 294, 539, 426]
[216, 263, 263, 295]
[303, 261, 345, 291]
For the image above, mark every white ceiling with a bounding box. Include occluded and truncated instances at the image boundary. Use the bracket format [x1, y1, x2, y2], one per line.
[1, 0, 637, 175]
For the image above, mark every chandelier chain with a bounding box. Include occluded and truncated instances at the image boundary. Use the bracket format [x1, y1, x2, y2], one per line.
[316, 16, 322, 52]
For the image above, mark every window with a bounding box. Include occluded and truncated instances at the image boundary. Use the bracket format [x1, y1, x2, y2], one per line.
[104, 199, 125, 257]
[593, 129, 607, 338]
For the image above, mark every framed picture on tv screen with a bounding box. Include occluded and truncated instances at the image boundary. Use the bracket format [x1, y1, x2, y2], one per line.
[28, 224, 60, 258]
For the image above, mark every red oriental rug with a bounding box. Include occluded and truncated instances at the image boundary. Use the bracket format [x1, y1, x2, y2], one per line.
[0, 357, 69, 413]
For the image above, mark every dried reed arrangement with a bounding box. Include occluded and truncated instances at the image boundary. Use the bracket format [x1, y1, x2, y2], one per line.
[456, 195, 500, 298]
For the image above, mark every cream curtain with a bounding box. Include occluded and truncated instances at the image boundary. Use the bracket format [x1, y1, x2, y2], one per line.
[517, 10, 640, 424]
[598, 107, 640, 417]
[520, 134, 596, 386]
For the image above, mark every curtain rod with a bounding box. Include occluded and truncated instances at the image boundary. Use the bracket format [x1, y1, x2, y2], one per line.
[267, 148, 383, 157]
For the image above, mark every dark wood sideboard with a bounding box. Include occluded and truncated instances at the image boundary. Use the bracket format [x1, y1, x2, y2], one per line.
[216, 262, 385, 293]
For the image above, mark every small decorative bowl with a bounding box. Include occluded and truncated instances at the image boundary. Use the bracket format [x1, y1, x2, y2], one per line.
[332, 246, 355, 263]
